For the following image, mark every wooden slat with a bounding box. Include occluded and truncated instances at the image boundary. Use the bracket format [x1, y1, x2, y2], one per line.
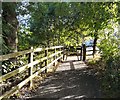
[86, 50, 99, 52]
[0, 55, 63, 99]
[0, 51, 63, 82]
[0, 56, 47, 82]
[0, 49, 33, 61]
[34, 48, 43, 52]
[0, 46, 63, 61]
[46, 46, 63, 50]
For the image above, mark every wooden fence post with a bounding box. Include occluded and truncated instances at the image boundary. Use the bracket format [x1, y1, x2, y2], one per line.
[83, 44, 86, 61]
[45, 49, 48, 73]
[28, 47, 33, 88]
[63, 46, 67, 61]
[53, 48, 56, 66]
[58, 47, 61, 62]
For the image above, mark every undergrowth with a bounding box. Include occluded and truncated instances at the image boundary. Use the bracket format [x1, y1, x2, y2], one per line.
[87, 55, 120, 98]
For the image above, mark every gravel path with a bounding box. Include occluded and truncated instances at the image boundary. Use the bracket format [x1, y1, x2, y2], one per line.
[24, 56, 103, 99]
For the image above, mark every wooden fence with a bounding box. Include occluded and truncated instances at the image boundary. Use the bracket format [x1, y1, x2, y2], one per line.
[67, 45, 100, 61]
[0, 46, 64, 99]
[82, 44, 100, 61]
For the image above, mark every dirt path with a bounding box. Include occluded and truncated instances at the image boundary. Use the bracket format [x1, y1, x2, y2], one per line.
[22, 56, 103, 99]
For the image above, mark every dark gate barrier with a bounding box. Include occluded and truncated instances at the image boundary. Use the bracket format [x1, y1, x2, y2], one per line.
[63, 44, 99, 61]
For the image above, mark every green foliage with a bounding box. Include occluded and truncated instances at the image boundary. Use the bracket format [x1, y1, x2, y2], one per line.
[97, 29, 120, 97]
[2, 2, 119, 51]
[99, 32, 120, 61]
[102, 56, 120, 98]
[26, 2, 114, 48]
[18, 26, 34, 50]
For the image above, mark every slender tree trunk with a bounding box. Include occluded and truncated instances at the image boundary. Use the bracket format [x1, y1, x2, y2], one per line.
[93, 34, 98, 58]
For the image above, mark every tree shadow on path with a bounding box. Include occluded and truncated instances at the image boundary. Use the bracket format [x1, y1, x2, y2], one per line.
[28, 67, 103, 99]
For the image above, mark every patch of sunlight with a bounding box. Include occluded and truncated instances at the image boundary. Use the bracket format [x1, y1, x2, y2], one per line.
[46, 86, 61, 90]
[52, 89, 62, 92]
[40, 86, 63, 94]
[73, 61, 88, 70]
[60, 95, 75, 100]
[75, 95, 87, 99]
[67, 85, 76, 89]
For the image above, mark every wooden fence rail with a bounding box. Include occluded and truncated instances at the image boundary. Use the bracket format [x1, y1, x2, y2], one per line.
[67, 45, 100, 61]
[0, 46, 64, 99]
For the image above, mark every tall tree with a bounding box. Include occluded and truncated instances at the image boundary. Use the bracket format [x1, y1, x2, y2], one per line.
[2, 2, 18, 54]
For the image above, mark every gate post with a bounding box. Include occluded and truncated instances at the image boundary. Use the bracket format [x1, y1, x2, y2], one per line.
[83, 44, 86, 61]
[53, 48, 56, 66]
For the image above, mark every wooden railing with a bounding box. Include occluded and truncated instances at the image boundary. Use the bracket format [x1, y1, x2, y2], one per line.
[82, 44, 100, 61]
[0, 46, 64, 99]
[65, 45, 100, 61]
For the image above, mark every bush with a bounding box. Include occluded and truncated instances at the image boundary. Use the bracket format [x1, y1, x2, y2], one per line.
[98, 32, 120, 97]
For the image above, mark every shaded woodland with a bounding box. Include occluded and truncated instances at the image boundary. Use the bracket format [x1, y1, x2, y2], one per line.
[1, 1, 120, 99]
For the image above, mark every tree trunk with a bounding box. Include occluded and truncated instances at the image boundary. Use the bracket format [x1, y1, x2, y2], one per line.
[2, 2, 18, 53]
[93, 35, 98, 58]
[83, 44, 86, 61]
